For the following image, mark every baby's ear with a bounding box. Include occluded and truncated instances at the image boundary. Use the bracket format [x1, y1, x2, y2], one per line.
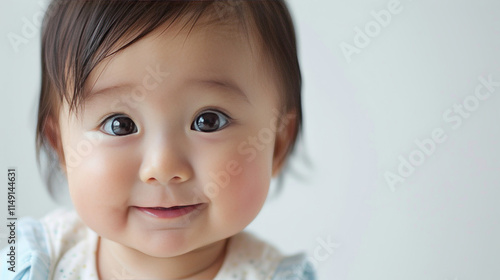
[272, 111, 297, 177]
[44, 115, 66, 170]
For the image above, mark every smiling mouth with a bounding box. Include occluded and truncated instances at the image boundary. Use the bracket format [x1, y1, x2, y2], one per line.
[135, 204, 204, 219]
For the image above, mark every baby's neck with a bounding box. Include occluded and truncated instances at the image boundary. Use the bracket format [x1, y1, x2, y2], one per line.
[96, 236, 228, 279]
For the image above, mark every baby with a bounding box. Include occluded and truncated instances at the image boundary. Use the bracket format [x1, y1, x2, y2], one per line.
[1, 0, 314, 279]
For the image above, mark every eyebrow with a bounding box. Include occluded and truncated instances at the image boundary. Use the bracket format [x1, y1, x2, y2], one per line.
[87, 78, 249, 103]
[190, 78, 249, 103]
[86, 84, 133, 99]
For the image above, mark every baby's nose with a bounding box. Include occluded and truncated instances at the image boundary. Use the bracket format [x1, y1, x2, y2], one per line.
[138, 136, 193, 186]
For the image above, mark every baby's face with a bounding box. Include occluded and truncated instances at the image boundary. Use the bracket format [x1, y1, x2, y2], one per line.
[56, 21, 293, 257]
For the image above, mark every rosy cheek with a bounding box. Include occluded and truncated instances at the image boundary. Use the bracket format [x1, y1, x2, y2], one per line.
[66, 144, 136, 206]
[65, 143, 137, 232]
[209, 152, 271, 226]
[232, 172, 268, 216]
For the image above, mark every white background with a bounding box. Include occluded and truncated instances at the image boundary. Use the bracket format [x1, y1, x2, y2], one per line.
[1, 0, 500, 279]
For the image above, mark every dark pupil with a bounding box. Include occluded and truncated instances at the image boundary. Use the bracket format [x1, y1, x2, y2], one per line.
[112, 117, 135, 135]
[197, 113, 219, 132]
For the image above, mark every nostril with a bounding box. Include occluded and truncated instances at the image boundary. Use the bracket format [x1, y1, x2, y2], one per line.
[146, 177, 158, 184]
[143, 175, 187, 186]
[171, 176, 183, 181]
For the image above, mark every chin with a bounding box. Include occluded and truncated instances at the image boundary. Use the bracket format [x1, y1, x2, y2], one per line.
[133, 234, 202, 258]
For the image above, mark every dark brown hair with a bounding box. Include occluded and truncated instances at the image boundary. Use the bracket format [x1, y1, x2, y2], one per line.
[36, 0, 302, 197]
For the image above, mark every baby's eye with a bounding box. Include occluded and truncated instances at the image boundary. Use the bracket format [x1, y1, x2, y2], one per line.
[101, 114, 138, 136]
[191, 110, 230, 133]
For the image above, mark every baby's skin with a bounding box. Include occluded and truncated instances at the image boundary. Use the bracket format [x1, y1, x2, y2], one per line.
[47, 17, 296, 279]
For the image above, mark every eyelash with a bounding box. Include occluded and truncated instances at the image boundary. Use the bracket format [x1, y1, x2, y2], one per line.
[99, 109, 233, 136]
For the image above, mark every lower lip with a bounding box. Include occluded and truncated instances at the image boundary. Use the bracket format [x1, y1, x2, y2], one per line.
[135, 204, 203, 219]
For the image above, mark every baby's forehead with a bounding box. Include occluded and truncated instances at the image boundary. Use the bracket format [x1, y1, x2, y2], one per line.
[81, 15, 278, 107]
[85, 16, 270, 95]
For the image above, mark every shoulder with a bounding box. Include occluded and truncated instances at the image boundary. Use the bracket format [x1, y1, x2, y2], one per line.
[40, 208, 89, 258]
[216, 231, 316, 280]
[271, 253, 317, 280]
[1, 214, 50, 279]
[0, 208, 89, 280]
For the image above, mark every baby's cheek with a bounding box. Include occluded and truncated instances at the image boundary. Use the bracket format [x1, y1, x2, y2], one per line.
[213, 154, 272, 229]
[66, 145, 137, 227]
[70, 151, 127, 195]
